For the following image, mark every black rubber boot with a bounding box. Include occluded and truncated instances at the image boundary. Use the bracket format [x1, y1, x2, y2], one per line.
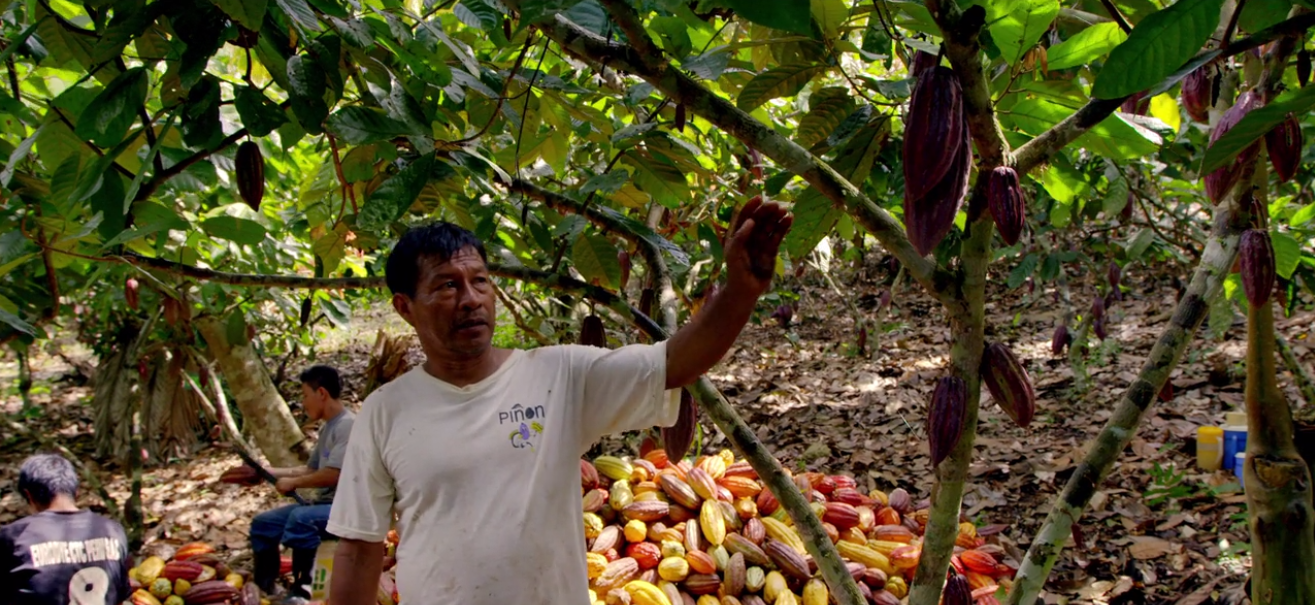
[287, 547, 317, 601]
[252, 547, 281, 595]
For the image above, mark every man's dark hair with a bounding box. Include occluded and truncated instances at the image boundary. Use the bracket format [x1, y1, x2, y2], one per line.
[299, 365, 342, 399]
[18, 453, 79, 506]
[385, 222, 488, 297]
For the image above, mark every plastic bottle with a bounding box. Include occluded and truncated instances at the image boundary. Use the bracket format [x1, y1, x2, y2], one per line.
[1196, 426, 1223, 471]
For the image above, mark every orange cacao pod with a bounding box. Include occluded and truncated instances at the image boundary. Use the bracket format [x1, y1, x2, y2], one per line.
[960, 549, 997, 574]
[685, 550, 716, 575]
[159, 560, 204, 582]
[719, 476, 762, 499]
[627, 542, 662, 569]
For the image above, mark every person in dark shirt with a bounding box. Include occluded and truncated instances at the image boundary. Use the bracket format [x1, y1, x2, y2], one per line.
[0, 453, 132, 605]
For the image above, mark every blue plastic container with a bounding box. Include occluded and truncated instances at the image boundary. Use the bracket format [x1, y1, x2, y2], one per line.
[1222, 412, 1248, 471]
[1234, 453, 1246, 488]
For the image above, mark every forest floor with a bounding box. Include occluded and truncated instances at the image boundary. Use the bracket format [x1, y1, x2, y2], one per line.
[0, 252, 1312, 605]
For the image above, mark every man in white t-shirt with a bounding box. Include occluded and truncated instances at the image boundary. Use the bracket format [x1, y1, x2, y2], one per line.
[326, 197, 792, 605]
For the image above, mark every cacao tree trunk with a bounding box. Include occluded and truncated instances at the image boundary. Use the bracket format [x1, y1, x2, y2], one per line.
[1242, 293, 1315, 604]
[196, 316, 309, 467]
[92, 346, 140, 465]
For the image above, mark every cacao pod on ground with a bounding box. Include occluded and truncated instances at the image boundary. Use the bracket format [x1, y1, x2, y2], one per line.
[927, 376, 966, 466]
[769, 304, 793, 328]
[235, 141, 265, 211]
[580, 315, 606, 347]
[1240, 229, 1275, 308]
[987, 167, 1025, 246]
[1205, 91, 1261, 204]
[943, 572, 973, 605]
[980, 342, 1036, 428]
[1179, 66, 1212, 123]
[1264, 113, 1302, 184]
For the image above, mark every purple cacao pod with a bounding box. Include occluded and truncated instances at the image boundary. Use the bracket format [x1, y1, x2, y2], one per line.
[980, 342, 1036, 428]
[987, 166, 1026, 246]
[1051, 324, 1069, 357]
[1240, 229, 1275, 308]
[927, 376, 966, 466]
[1205, 92, 1262, 204]
[1180, 66, 1212, 124]
[1264, 113, 1302, 184]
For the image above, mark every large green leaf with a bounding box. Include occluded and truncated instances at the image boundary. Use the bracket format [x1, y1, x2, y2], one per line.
[287, 54, 328, 134]
[275, 0, 322, 31]
[1200, 85, 1315, 174]
[725, 0, 813, 35]
[201, 216, 268, 246]
[795, 88, 856, 149]
[1092, 0, 1225, 100]
[326, 106, 425, 144]
[571, 233, 622, 290]
[784, 189, 842, 260]
[1046, 22, 1128, 70]
[811, 0, 848, 39]
[1291, 202, 1315, 227]
[1239, 0, 1292, 33]
[234, 86, 288, 137]
[985, 0, 1061, 65]
[1272, 231, 1301, 280]
[0, 307, 38, 337]
[74, 67, 148, 148]
[357, 153, 437, 230]
[1004, 98, 1161, 160]
[737, 63, 828, 111]
[622, 149, 688, 209]
[212, 0, 268, 30]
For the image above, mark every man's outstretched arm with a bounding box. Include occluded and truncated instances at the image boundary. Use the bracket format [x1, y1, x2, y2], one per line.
[665, 197, 792, 390]
[328, 538, 384, 605]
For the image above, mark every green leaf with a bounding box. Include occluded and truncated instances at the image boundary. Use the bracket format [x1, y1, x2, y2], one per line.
[181, 76, 223, 149]
[1290, 202, 1315, 227]
[1046, 22, 1128, 70]
[580, 170, 631, 196]
[811, 0, 848, 39]
[783, 189, 842, 260]
[649, 16, 693, 59]
[1208, 280, 1236, 339]
[313, 225, 349, 275]
[357, 153, 436, 229]
[0, 307, 37, 337]
[234, 86, 288, 137]
[1271, 231, 1301, 280]
[212, 0, 269, 30]
[725, 0, 812, 35]
[1102, 175, 1130, 218]
[985, 0, 1061, 65]
[623, 149, 688, 209]
[1092, 0, 1225, 100]
[89, 168, 127, 242]
[1239, 0, 1292, 33]
[1125, 227, 1156, 261]
[74, 68, 148, 148]
[326, 106, 424, 144]
[518, 0, 584, 24]
[201, 216, 268, 245]
[571, 233, 622, 290]
[1005, 99, 1161, 159]
[737, 63, 828, 111]
[287, 54, 328, 134]
[274, 0, 322, 31]
[1200, 85, 1315, 174]
[1007, 253, 1040, 289]
[795, 88, 856, 149]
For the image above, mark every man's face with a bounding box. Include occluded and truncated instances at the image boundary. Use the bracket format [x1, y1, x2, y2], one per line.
[301, 383, 326, 421]
[392, 246, 497, 359]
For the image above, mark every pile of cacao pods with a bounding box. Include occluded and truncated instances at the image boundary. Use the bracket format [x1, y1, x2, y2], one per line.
[581, 448, 1015, 605]
[126, 542, 260, 605]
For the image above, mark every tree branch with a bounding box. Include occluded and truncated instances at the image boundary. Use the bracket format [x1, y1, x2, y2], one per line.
[1098, 0, 1133, 34]
[134, 127, 250, 202]
[598, 0, 662, 69]
[534, 13, 958, 314]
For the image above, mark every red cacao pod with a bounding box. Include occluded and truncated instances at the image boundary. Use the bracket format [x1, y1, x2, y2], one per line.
[235, 141, 265, 211]
[927, 375, 966, 466]
[1120, 91, 1149, 116]
[980, 342, 1036, 428]
[1205, 91, 1261, 204]
[1240, 229, 1275, 308]
[1264, 113, 1302, 184]
[662, 388, 697, 463]
[909, 50, 939, 79]
[987, 166, 1025, 246]
[618, 249, 632, 290]
[1179, 66, 1212, 124]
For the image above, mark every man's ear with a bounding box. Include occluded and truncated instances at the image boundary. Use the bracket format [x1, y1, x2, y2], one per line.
[392, 293, 415, 326]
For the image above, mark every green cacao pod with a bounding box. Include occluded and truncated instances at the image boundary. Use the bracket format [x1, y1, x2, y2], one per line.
[927, 375, 966, 466]
[1205, 91, 1260, 204]
[1264, 113, 1302, 184]
[980, 341, 1035, 428]
[235, 141, 265, 211]
[580, 314, 606, 347]
[1240, 229, 1275, 308]
[986, 166, 1025, 246]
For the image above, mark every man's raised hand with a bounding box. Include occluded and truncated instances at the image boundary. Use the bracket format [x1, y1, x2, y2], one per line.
[725, 196, 793, 294]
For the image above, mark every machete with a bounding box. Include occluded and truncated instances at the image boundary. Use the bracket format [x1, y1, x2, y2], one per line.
[236, 448, 310, 506]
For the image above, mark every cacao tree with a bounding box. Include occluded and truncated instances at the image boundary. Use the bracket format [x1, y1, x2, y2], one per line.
[1, 0, 1314, 602]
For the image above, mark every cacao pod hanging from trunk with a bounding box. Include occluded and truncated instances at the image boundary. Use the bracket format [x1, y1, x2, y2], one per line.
[1108, 261, 1122, 301]
[235, 141, 265, 212]
[1120, 92, 1149, 116]
[125, 277, 140, 310]
[639, 288, 655, 318]
[1120, 191, 1135, 222]
[618, 249, 632, 291]
[980, 342, 1035, 428]
[1240, 229, 1275, 308]
[1264, 113, 1302, 184]
[1051, 324, 1069, 357]
[909, 50, 939, 79]
[987, 166, 1025, 246]
[927, 375, 966, 466]
[580, 314, 606, 347]
[1179, 66, 1213, 123]
[663, 388, 697, 463]
[903, 65, 971, 255]
[1204, 91, 1261, 204]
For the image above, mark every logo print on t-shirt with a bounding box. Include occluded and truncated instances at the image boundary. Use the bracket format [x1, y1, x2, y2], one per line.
[499, 403, 545, 450]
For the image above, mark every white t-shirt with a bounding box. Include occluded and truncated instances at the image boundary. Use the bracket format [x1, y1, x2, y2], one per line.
[326, 341, 680, 605]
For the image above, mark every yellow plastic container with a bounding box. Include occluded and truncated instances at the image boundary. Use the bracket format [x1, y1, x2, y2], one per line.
[1197, 426, 1224, 471]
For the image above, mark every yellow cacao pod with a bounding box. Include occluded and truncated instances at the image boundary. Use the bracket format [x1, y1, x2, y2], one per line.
[224, 573, 243, 589]
[697, 596, 720, 605]
[584, 513, 604, 539]
[659, 540, 685, 559]
[611, 480, 635, 511]
[138, 556, 166, 585]
[658, 556, 689, 582]
[763, 571, 788, 603]
[595, 456, 634, 481]
[130, 589, 162, 605]
[624, 580, 672, 605]
[700, 500, 726, 546]
[866, 540, 905, 557]
[163, 596, 183, 605]
[837, 541, 894, 575]
[174, 579, 191, 595]
[149, 578, 172, 600]
[587, 553, 608, 579]
[625, 520, 648, 543]
[718, 449, 735, 467]
[802, 578, 828, 605]
[745, 566, 766, 592]
[760, 518, 805, 555]
[886, 576, 908, 599]
[697, 455, 728, 480]
[776, 590, 799, 605]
